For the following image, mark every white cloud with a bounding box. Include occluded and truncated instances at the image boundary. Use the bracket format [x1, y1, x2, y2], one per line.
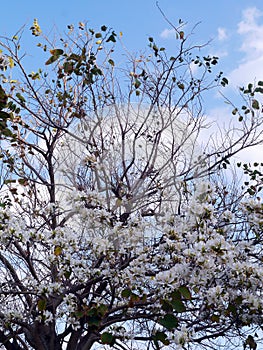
[237, 7, 262, 35]
[217, 27, 228, 41]
[160, 28, 176, 39]
[237, 7, 263, 55]
[228, 55, 263, 87]
[227, 7, 263, 87]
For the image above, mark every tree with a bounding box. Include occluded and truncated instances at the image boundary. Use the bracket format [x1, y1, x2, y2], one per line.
[0, 19, 262, 350]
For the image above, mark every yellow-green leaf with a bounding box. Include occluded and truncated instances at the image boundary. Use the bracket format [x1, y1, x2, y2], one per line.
[54, 245, 62, 256]
[30, 19, 42, 37]
[50, 48, 64, 56]
[8, 57, 14, 69]
[108, 59, 115, 66]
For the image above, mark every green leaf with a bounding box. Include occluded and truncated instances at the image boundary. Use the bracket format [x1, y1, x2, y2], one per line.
[4, 179, 16, 184]
[16, 93, 26, 105]
[170, 290, 181, 300]
[258, 81, 263, 86]
[134, 79, 141, 89]
[1, 128, 14, 137]
[161, 299, 173, 313]
[178, 286, 191, 300]
[50, 48, 64, 56]
[101, 25, 107, 31]
[37, 299, 47, 311]
[177, 82, 185, 90]
[130, 292, 140, 303]
[90, 67, 102, 76]
[45, 55, 60, 65]
[254, 87, 263, 93]
[0, 86, 8, 110]
[64, 269, 72, 279]
[252, 99, 260, 110]
[45, 50, 64, 66]
[75, 310, 84, 318]
[121, 288, 132, 298]
[159, 314, 178, 330]
[211, 314, 220, 322]
[63, 62, 74, 74]
[29, 72, 41, 80]
[97, 304, 108, 316]
[0, 111, 10, 120]
[17, 178, 28, 186]
[221, 77, 228, 87]
[95, 32, 102, 38]
[87, 315, 100, 327]
[69, 53, 81, 61]
[232, 108, 238, 115]
[106, 32, 116, 43]
[171, 299, 186, 312]
[154, 331, 170, 345]
[108, 59, 115, 66]
[101, 332, 115, 346]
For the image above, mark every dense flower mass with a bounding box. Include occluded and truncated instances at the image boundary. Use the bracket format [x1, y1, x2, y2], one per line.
[0, 177, 263, 349]
[0, 20, 263, 350]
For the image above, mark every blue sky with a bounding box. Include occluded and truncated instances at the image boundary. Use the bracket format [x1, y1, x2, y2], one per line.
[1, 0, 263, 85]
[1, 1, 263, 90]
[1, 0, 263, 162]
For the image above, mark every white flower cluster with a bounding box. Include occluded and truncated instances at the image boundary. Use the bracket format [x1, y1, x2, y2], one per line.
[1, 170, 263, 348]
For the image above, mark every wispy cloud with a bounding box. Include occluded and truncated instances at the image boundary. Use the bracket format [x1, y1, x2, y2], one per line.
[228, 7, 263, 87]
[238, 7, 262, 34]
[217, 27, 228, 41]
[160, 28, 176, 39]
[237, 7, 263, 55]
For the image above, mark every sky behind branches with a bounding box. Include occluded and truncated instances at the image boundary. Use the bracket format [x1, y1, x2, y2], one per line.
[1, 0, 263, 85]
[0, 3, 263, 348]
[1, 0, 263, 163]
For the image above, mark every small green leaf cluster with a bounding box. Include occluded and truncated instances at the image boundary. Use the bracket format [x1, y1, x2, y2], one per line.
[75, 303, 108, 329]
[158, 286, 191, 331]
[232, 81, 263, 121]
[193, 55, 219, 73]
[0, 86, 16, 138]
[148, 37, 166, 57]
[237, 162, 263, 195]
